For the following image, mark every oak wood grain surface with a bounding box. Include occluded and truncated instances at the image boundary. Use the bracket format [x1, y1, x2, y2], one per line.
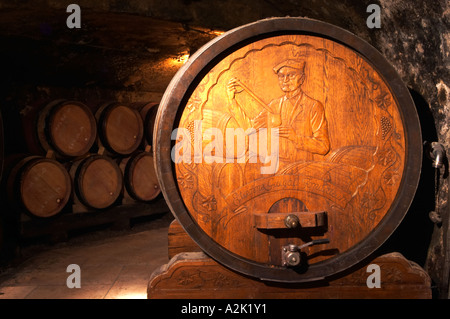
[174, 34, 406, 266]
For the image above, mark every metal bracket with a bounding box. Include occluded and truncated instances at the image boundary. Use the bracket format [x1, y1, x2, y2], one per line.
[427, 142, 446, 169]
[281, 239, 330, 267]
[425, 142, 447, 225]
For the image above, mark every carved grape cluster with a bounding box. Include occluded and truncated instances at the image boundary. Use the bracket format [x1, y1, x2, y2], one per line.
[187, 121, 196, 146]
[380, 116, 392, 139]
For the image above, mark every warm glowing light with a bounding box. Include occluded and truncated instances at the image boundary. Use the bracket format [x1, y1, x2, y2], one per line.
[108, 285, 148, 299]
[166, 55, 189, 67]
[176, 53, 190, 64]
[210, 30, 225, 36]
[168, 50, 191, 66]
[173, 49, 190, 64]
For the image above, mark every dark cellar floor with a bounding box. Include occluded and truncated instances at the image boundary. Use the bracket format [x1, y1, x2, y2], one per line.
[0, 212, 173, 299]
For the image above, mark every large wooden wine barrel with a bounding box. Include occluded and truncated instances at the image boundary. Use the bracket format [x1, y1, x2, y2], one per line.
[96, 102, 144, 156]
[36, 100, 97, 158]
[121, 150, 160, 202]
[154, 18, 422, 282]
[6, 156, 72, 218]
[70, 154, 123, 209]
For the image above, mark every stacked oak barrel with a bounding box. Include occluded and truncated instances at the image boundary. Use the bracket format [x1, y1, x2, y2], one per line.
[4, 99, 161, 219]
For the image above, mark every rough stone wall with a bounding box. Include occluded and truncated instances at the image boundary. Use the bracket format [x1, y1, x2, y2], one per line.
[0, 0, 448, 297]
[373, 0, 449, 299]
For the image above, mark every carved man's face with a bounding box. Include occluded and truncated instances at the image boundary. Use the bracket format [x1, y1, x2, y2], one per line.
[277, 67, 304, 92]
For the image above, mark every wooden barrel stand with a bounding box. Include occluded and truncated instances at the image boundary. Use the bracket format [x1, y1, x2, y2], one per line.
[147, 220, 432, 299]
[148, 251, 431, 299]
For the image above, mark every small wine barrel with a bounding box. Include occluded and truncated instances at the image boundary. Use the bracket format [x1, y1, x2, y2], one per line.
[96, 102, 144, 156]
[70, 154, 123, 209]
[6, 156, 72, 218]
[121, 151, 160, 202]
[37, 100, 97, 158]
[154, 18, 422, 282]
[130, 102, 159, 146]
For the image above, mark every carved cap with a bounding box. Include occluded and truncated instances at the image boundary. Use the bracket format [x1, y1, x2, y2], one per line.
[273, 59, 306, 74]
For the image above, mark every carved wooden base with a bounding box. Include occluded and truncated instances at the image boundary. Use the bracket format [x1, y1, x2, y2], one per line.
[149, 250, 431, 299]
[149, 219, 432, 299]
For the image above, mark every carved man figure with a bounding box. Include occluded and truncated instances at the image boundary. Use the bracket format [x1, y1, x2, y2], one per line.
[227, 59, 330, 167]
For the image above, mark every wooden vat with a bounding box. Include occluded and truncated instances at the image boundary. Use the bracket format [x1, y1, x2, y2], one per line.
[153, 17, 422, 282]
